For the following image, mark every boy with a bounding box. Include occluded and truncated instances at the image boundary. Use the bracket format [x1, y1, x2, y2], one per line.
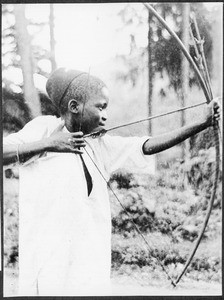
[3, 68, 220, 296]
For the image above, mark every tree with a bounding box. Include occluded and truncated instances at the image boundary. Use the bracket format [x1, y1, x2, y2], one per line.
[49, 4, 57, 72]
[2, 4, 59, 133]
[180, 3, 190, 160]
[14, 4, 41, 118]
[116, 3, 214, 139]
[2, 4, 18, 71]
[147, 11, 153, 136]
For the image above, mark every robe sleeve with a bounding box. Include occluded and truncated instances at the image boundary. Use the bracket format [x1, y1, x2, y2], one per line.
[3, 115, 59, 168]
[98, 134, 156, 175]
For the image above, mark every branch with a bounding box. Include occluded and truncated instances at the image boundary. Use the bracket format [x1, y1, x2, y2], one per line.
[143, 3, 211, 104]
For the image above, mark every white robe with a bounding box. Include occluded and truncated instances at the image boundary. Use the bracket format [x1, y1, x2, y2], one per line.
[3, 115, 155, 296]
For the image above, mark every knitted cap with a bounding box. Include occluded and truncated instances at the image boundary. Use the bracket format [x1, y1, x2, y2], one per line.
[46, 68, 86, 109]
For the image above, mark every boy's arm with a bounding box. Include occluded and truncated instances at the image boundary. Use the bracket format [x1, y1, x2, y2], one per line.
[3, 123, 86, 166]
[143, 99, 220, 155]
[3, 140, 51, 166]
[143, 120, 207, 155]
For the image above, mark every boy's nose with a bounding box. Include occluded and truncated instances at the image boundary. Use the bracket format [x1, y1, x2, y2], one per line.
[102, 111, 107, 121]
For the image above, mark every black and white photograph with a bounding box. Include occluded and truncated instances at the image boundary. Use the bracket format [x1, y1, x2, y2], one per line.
[2, 2, 223, 297]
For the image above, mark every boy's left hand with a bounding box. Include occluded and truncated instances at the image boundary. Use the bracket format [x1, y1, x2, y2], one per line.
[204, 97, 221, 127]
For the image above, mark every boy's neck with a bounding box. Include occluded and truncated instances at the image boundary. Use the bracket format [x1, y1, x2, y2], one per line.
[63, 115, 80, 133]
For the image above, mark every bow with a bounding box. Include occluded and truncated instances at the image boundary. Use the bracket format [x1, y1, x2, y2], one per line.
[143, 2, 220, 285]
[80, 3, 220, 288]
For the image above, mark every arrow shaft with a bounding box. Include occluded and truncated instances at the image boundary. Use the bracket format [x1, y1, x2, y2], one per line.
[84, 101, 207, 138]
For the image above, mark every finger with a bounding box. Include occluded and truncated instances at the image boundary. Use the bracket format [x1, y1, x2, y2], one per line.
[73, 149, 84, 154]
[214, 114, 220, 121]
[73, 143, 86, 148]
[71, 131, 84, 138]
[68, 139, 86, 147]
[214, 113, 220, 119]
[214, 110, 220, 116]
[214, 107, 220, 114]
[213, 101, 220, 108]
[213, 104, 220, 115]
[71, 138, 85, 143]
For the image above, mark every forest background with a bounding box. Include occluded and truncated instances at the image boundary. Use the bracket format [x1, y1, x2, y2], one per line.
[2, 2, 223, 296]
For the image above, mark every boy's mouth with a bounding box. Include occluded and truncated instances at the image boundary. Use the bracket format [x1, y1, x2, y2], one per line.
[91, 125, 105, 133]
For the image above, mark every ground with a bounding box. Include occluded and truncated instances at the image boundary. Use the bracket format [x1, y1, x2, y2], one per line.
[3, 170, 222, 297]
[4, 267, 222, 297]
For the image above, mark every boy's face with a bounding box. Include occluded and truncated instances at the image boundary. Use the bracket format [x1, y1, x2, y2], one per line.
[79, 87, 109, 134]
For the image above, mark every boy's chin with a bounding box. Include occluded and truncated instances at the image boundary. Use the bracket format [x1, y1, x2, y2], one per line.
[81, 126, 101, 135]
[92, 125, 106, 134]
[84, 125, 102, 133]
[84, 126, 106, 137]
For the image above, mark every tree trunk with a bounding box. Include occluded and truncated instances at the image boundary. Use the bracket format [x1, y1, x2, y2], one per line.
[49, 4, 57, 72]
[180, 3, 190, 160]
[147, 11, 153, 136]
[14, 4, 41, 118]
[211, 5, 222, 95]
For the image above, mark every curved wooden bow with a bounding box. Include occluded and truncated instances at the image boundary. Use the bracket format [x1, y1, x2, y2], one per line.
[143, 2, 220, 285]
[79, 3, 220, 288]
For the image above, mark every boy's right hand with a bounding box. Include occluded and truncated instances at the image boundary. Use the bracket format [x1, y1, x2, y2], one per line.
[203, 97, 221, 127]
[47, 121, 86, 154]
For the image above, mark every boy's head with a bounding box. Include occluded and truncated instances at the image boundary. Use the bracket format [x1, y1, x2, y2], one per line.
[46, 68, 109, 133]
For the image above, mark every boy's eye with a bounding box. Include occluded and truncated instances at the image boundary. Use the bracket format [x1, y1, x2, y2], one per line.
[96, 103, 107, 111]
[98, 105, 105, 111]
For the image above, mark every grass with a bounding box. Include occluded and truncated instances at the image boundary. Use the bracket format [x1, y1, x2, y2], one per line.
[4, 266, 19, 297]
[4, 265, 222, 296]
[3, 149, 221, 296]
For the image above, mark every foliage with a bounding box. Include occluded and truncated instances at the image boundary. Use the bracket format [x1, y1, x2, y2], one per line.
[185, 146, 222, 209]
[116, 3, 214, 92]
[110, 155, 221, 239]
[109, 159, 221, 284]
[3, 87, 59, 133]
[4, 178, 19, 267]
[4, 156, 221, 285]
[111, 234, 221, 283]
[2, 88, 30, 132]
[189, 126, 219, 156]
[2, 4, 52, 77]
[2, 3, 222, 291]
[2, 4, 18, 71]
[110, 165, 188, 237]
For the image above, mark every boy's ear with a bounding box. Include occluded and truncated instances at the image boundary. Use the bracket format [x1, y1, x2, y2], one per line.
[68, 99, 79, 113]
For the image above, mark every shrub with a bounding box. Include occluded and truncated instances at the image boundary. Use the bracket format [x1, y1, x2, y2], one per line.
[4, 178, 19, 267]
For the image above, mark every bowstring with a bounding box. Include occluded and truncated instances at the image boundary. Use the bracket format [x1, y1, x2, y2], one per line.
[77, 6, 221, 287]
[78, 71, 173, 281]
[140, 3, 221, 285]
[83, 146, 177, 287]
[80, 76, 215, 288]
[80, 84, 206, 287]
[78, 65, 179, 285]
